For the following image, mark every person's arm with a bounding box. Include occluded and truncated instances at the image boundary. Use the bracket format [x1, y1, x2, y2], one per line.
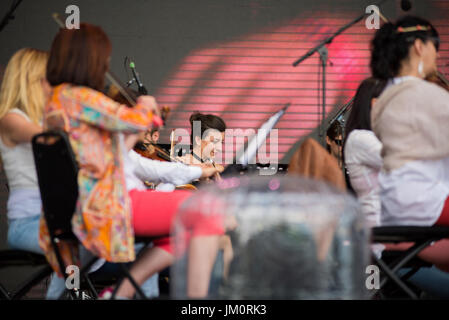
[129, 149, 219, 185]
[129, 149, 201, 185]
[0, 113, 42, 145]
[349, 131, 383, 170]
[61, 86, 158, 133]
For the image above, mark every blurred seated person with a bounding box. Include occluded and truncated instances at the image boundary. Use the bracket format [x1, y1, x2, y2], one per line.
[343, 78, 386, 227]
[0, 47, 69, 298]
[146, 128, 159, 144]
[288, 137, 346, 192]
[371, 15, 449, 277]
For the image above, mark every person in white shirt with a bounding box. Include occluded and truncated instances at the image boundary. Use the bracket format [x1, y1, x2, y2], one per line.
[344, 78, 387, 227]
[369, 15, 449, 295]
[127, 148, 217, 191]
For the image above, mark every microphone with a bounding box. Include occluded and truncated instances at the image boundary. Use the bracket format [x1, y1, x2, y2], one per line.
[129, 61, 148, 95]
[401, 0, 412, 11]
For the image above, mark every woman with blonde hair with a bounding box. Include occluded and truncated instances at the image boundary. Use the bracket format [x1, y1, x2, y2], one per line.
[0, 48, 51, 253]
[0, 48, 69, 298]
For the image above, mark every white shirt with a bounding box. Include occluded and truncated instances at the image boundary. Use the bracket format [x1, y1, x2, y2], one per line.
[377, 76, 449, 226]
[379, 157, 449, 226]
[119, 135, 202, 192]
[344, 130, 382, 227]
[0, 109, 39, 191]
[0, 109, 42, 220]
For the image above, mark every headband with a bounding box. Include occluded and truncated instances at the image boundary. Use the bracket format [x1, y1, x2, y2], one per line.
[397, 25, 431, 33]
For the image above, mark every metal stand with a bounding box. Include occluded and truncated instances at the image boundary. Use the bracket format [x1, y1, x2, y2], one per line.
[327, 97, 354, 177]
[291, 0, 388, 146]
[317, 46, 328, 146]
[0, 0, 24, 33]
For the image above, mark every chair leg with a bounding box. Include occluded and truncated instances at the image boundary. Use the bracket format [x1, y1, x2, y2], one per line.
[83, 275, 98, 299]
[11, 265, 53, 300]
[371, 239, 435, 299]
[111, 264, 147, 300]
[54, 256, 101, 300]
[373, 256, 418, 299]
[387, 240, 434, 275]
[0, 283, 11, 300]
[78, 256, 102, 299]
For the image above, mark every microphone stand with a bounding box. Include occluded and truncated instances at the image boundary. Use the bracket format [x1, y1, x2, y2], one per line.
[126, 78, 135, 87]
[327, 97, 354, 177]
[0, 0, 24, 33]
[292, 0, 388, 146]
[327, 96, 354, 128]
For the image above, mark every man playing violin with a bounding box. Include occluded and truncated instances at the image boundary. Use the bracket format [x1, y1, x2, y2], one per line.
[177, 112, 227, 182]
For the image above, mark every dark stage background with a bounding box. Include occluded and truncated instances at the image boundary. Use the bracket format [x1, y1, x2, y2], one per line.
[0, 0, 448, 286]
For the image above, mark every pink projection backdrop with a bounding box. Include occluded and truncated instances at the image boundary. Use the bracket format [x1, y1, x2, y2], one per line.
[155, 10, 449, 164]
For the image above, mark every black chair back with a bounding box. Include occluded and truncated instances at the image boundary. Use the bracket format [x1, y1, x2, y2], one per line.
[32, 130, 79, 239]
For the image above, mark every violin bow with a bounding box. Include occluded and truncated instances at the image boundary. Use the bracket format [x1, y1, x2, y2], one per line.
[170, 129, 175, 159]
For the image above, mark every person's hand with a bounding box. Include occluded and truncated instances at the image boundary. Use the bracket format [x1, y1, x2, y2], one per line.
[200, 165, 220, 179]
[210, 163, 224, 181]
[213, 163, 224, 173]
[137, 95, 161, 118]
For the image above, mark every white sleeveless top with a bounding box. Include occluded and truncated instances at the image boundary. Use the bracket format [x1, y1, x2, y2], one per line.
[0, 109, 41, 219]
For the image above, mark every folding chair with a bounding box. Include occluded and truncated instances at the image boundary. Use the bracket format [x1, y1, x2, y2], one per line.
[0, 249, 52, 300]
[31, 130, 103, 299]
[32, 130, 164, 300]
[371, 225, 449, 299]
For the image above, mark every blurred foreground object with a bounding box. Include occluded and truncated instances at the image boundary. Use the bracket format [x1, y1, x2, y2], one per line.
[171, 175, 370, 299]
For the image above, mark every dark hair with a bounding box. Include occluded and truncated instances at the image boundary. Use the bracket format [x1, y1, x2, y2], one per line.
[326, 121, 342, 142]
[370, 15, 439, 80]
[47, 23, 112, 91]
[325, 121, 343, 153]
[343, 78, 387, 148]
[189, 112, 226, 146]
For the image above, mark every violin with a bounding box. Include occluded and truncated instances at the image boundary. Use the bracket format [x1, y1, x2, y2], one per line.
[131, 106, 179, 162]
[105, 79, 173, 161]
[134, 139, 173, 162]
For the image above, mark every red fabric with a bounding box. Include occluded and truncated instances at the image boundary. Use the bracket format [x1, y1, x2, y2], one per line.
[129, 189, 225, 255]
[435, 196, 449, 226]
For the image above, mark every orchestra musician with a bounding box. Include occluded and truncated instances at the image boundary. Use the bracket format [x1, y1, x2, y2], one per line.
[176, 112, 235, 279]
[178, 112, 227, 183]
[370, 15, 449, 276]
[0, 48, 68, 298]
